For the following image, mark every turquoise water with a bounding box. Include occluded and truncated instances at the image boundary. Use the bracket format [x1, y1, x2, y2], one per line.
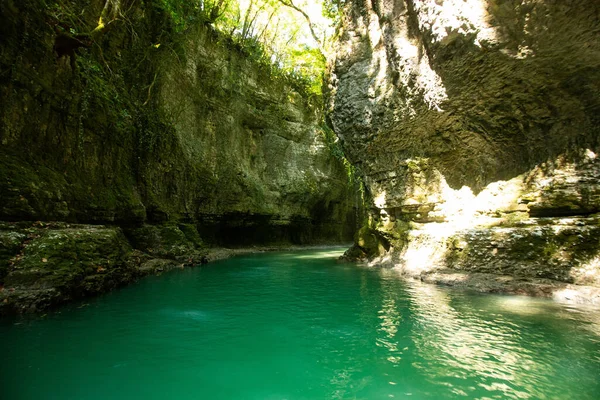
[1, 247, 600, 400]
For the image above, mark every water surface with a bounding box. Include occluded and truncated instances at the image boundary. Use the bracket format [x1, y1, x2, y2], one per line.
[2, 247, 600, 399]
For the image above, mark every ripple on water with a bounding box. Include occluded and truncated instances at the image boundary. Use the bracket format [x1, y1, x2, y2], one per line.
[1, 248, 599, 400]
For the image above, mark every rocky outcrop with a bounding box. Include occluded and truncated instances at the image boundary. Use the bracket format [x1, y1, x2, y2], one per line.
[329, 0, 599, 190]
[330, 0, 600, 302]
[0, 221, 209, 314]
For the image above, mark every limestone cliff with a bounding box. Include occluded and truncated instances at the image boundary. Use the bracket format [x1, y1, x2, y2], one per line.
[330, 0, 600, 302]
[0, 0, 360, 313]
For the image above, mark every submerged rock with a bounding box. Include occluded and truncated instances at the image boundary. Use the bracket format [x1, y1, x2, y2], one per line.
[420, 271, 600, 306]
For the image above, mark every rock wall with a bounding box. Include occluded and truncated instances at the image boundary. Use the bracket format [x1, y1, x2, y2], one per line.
[330, 0, 600, 301]
[0, 0, 360, 313]
[157, 26, 360, 245]
[330, 0, 599, 190]
[0, 0, 359, 240]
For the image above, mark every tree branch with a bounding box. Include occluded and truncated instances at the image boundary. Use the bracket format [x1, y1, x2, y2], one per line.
[277, 0, 325, 59]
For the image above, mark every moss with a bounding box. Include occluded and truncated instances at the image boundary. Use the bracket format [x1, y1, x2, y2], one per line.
[0, 230, 27, 284]
[0, 152, 70, 220]
[124, 224, 206, 264]
[541, 242, 560, 260]
[406, 158, 424, 172]
[177, 223, 204, 247]
[5, 227, 134, 291]
[498, 211, 529, 226]
[440, 219, 600, 284]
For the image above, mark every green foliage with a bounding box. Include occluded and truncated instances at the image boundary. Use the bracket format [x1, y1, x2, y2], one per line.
[281, 45, 325, 94]
[154, 0, 338, 95]
[321, 124, 364, 198]
[159, 0, 228, 32]
[322, 0, 344, 20]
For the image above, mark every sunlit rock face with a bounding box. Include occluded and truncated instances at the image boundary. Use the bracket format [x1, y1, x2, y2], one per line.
[330, 0, 599, 191]
[330, 0, 600, 298]
[360, 151, 600, 290]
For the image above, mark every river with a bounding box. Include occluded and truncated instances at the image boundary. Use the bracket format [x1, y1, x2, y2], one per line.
[1, 247, 599, 399]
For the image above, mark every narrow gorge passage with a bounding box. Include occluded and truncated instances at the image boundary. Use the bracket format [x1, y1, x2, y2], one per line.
[1, 0, 600, 399]
[2, 249, 600, 399]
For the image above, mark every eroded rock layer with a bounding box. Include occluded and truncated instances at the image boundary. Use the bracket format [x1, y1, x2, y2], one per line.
[330, 0, 600, 302]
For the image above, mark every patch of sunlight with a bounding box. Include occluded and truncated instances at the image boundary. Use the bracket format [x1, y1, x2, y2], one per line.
[586, 149, 597, 159]
[290, 250, 347, 260]
[438, 184, 477, 227]
[552, 287, 600, 308]
[401, 237, 445, 275]
[388, 165, 532, 272]
[570, 256, 600, 287]
[493, 296, 554, 316]
[364, 3, 395, 107]
[408, 283, 541, 398]
[417, 55, 447, 111]
[367, 10, 382, 48]
[367, 50, 391, 100]
[438, 174, 527, 227]
[310, 131, 328, 155]
[413, 0, 499, 47]
[374, 190, 387, 209]
[513, 45, 534, 59]
[363, 6, 448, 114]
[393, 36, 419, 60]
[389, 36, 448, 113]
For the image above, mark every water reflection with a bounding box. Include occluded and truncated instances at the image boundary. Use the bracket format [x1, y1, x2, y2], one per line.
[279, 248, 348, 261]
[376, 275, 403, 364]
[489, 296, 600, 338]
[404, 282, 598, 399]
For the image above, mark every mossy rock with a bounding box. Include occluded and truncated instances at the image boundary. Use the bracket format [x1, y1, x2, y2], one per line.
[5, 227, 134, 291]
[355, 226, 390, 258]
[0, 225, 141, 313]
[124, 223, 207, 264]
[0, 230, 27, 284]
[178, 223, 204, 248]
[441, 220, 600, 284]
[340, 244, 369, 261]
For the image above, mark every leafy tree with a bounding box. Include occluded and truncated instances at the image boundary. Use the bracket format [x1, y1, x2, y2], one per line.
[155, 0, 340, 94]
